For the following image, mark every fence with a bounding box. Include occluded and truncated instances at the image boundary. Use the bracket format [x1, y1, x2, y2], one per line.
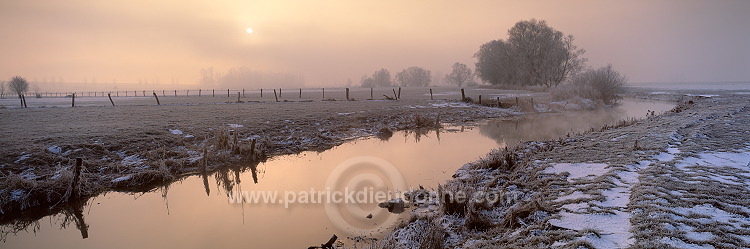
[3, 87, 531, 109]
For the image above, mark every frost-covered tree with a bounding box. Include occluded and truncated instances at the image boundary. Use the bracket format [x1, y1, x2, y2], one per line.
[361, 68, 393, 87]
[475, 19, 585, 87]
[445, 62, 473, 87]
[395, 66, 431, 87]
[0, 81, 5, 99]
[571, 65, 626, 104]
[8, 76, 29, 97]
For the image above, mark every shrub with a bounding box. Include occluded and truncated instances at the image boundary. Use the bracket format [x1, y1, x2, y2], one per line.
[569, 65, 627, 104]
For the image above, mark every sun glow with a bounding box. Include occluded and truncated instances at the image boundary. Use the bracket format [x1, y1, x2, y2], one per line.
[246, 28, 253, 34]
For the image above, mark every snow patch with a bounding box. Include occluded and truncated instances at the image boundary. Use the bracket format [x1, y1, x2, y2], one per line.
[549, 210, 634, 248]
[660, 237, 714, 249]
[543, 163, 610, 179]
[227, 124, 244, 128]
[112, 175, 132, 183]
[169, 129, 183, 135]
[430, 102, 472, 108]
[121, 155, 145, 166]
[48, 145, 62, 154]
[655, 147, 680, 162]
[14, 154, 31, 164]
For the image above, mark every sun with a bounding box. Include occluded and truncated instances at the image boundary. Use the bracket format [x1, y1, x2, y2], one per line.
[246, 28, 253, 34]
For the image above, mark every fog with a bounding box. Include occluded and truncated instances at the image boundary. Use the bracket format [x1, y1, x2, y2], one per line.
[1, 0, 748, 90]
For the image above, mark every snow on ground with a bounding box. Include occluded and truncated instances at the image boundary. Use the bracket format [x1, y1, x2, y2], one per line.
[543, 144, 750, 248]
[121, 155, 145, 166]
[429, 102, 473, 108]
[227, 124, 244, 128]
[542, 163, 609, 179]
[47, 145, 62, 154]
[14, 154, 31, 164]
[544, 162, 636, 248]
[169, 129, 183, 135]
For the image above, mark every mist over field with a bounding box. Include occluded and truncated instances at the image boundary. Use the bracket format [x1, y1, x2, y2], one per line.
[1, 0, 749, 91]
[2, 1, 750, 248]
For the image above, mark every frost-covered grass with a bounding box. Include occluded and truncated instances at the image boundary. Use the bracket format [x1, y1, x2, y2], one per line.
[372, 91, 750, 248]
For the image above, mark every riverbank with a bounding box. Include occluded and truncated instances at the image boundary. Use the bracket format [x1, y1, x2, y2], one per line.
[375, 90, 750, 248]
[1, 87, 539, 217]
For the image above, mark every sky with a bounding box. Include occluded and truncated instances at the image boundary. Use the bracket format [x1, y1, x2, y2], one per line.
[1, 0, 748, 90]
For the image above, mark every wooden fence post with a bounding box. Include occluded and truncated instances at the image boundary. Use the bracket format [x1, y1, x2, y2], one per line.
[430, 89, 433, 100]
[496, 97, 500, 108]
[227, 89, 230, 97]
[260, 89, 263, 98]
[212, 89, 215, 97]
[397, 87, 401, 99]
[279, 88, 282, 97]
[153, 92, 160, 105]
[108, 93, 115, 106]
[370, 88, 373, 99]
[479, 95, 482, 105]
[461, 89, 466, 101]
[143, 90, 145, 96]
[299, 88, 302, 98]
[18, 94, 23, 107]
[72, 93, 75, 107]
[392, 89, 397, 100]
[243, 89, 245, 98]
[174, 90, 177, 97]
[322, 88, 325, 99]
[346, 88, 350, 101]
[273, 89, 279, 102]
[72, 158, 82, 198]
[237, 92, 241, 102]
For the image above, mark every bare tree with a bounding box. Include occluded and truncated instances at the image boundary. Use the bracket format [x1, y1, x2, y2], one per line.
[8, 76, 29, 98]
[475, 19, 585, 87]
[361, 68, 393, 87]
[445, 62, 473, 87]
[571, 65, 626, 104]
[395, 66, 431, 87]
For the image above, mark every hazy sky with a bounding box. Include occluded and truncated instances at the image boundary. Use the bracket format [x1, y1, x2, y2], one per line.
[1, 0, 748, 89]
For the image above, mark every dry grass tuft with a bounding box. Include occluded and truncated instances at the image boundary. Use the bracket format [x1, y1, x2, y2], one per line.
[465, 200, 494, 231]
[499, 198, 547, 229]
[472, 148, 519, 171]
[413, 114, 441, 129]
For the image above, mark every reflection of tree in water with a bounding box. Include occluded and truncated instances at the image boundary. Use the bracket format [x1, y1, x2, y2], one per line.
[1, 198, 89, 242]
[480, 109, 627, 147]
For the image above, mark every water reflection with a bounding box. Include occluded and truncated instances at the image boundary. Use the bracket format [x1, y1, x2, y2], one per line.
[480, 98, 676, 147]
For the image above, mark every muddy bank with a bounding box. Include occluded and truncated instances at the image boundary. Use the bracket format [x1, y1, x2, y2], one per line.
[374, 91, 750, 248]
